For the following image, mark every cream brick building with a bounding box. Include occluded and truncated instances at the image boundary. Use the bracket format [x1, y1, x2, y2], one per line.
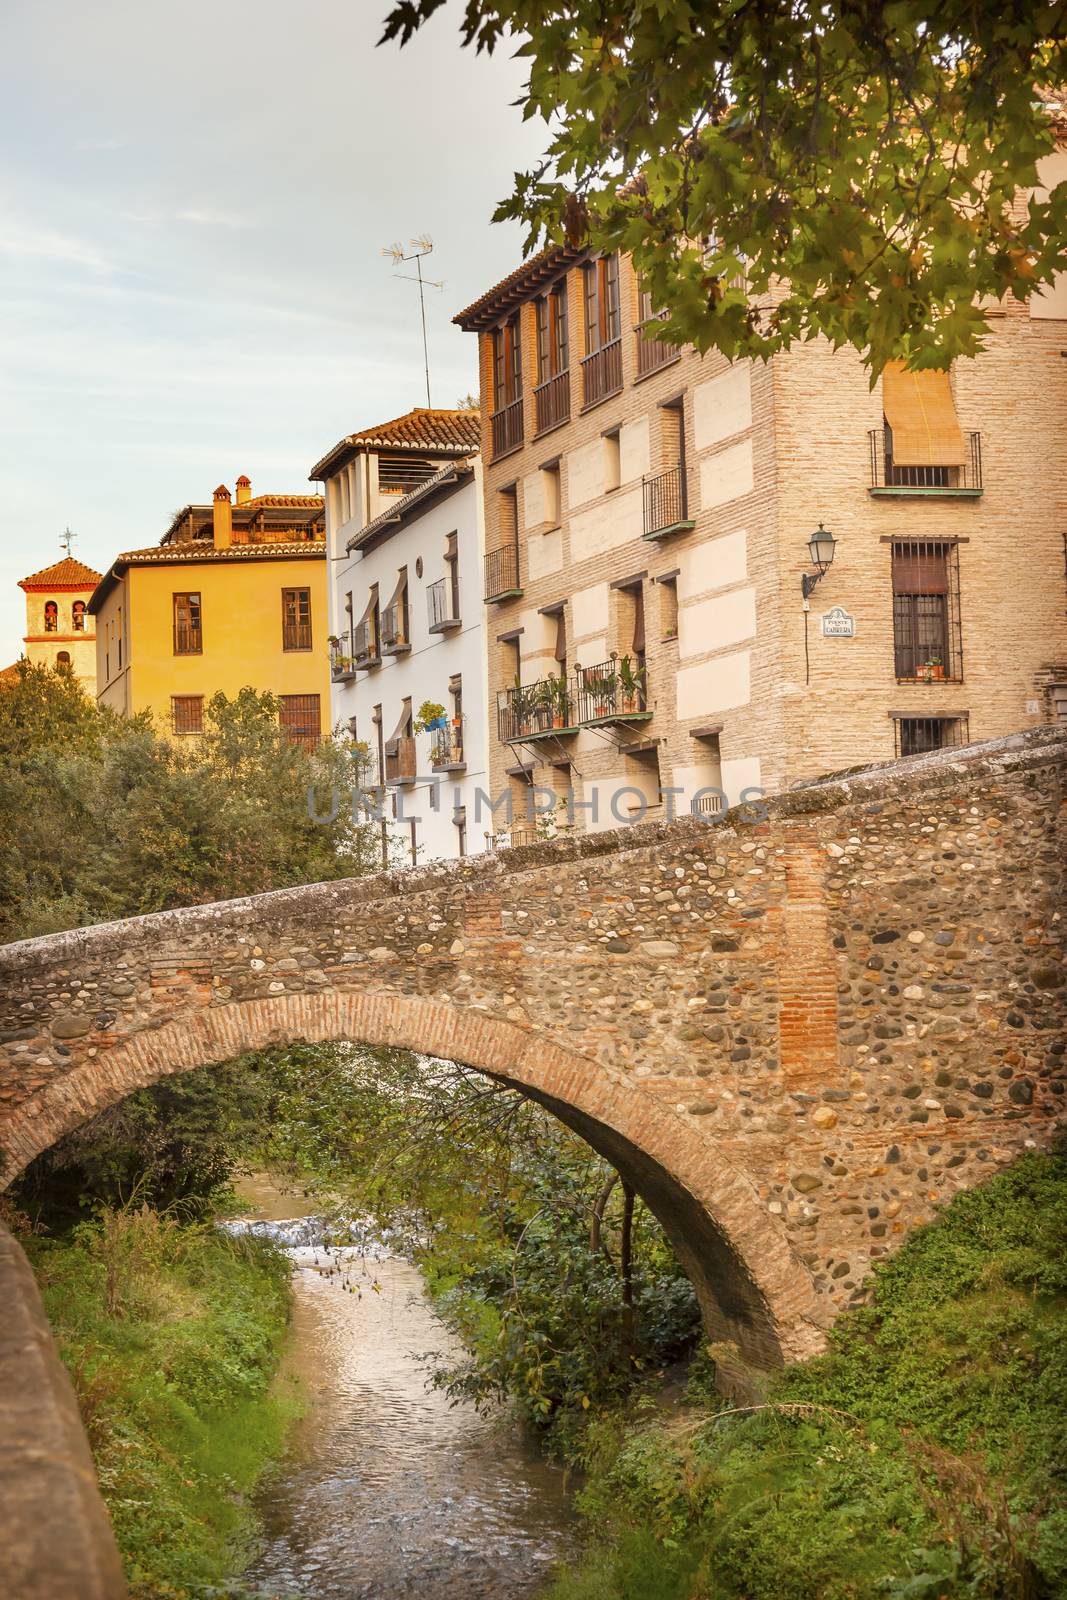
[455, 236, 1067, 837]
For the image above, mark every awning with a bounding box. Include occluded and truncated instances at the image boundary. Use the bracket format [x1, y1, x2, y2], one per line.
[882, 362, 966, 467]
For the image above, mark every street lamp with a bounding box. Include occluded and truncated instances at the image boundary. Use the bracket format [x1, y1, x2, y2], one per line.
[801, 523, 837, 599]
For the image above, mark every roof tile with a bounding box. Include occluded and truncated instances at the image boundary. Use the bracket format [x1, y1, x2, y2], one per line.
[19, 557, 103, 590]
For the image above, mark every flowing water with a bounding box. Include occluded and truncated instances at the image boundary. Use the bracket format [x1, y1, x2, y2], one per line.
[230, 1177, 578, 1599]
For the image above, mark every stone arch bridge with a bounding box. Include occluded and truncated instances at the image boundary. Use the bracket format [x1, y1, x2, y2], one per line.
[0, 728, 1064, 1597]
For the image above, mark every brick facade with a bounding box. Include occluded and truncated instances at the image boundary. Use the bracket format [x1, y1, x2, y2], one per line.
[457, 253, 1067, 840]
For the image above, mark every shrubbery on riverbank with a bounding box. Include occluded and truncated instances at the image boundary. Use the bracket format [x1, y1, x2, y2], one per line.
[23, 1203, 293, 1599]
[546, 1147, 1067, 1600]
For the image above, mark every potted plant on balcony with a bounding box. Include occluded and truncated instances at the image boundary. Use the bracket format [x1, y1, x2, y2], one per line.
[588, 665, 618, 718]
[921, 656, 945, 683]
[617, 655, 646, 714]
[413, 700, 447, 733]
[549, 673, 570, 728]
[510, 676, 535, 736]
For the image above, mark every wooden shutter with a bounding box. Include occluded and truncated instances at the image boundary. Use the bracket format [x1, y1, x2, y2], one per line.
[632, 586, 646, 654]
[553, 608, 567, 664]
[883, 362, 966, 466]
[892, 542, 949, 594]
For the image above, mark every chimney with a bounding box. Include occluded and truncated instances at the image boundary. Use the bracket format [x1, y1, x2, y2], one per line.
[235, 474, 252, 505]
[212, 483, 232, 549]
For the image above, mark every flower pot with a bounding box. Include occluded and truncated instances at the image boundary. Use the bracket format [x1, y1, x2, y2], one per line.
[621, 694, 637, 713]
[552, 713, 565, 728]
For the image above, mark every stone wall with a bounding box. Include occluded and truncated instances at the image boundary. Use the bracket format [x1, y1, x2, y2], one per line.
[1, 728, 1064, 1370]
[0, 1224, 128, 1599]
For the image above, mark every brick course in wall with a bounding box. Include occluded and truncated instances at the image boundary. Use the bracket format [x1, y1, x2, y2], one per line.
[1, 728, 1064, 1374]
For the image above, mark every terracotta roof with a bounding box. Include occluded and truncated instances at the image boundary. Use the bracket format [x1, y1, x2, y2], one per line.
[0, 661, 21, 686]
[162, 494, 324, 544]
[19, 556, 103, 591]
[453, 246, 588, 332]
[309, 408, 480, 481]
[347, 459, 476, 554]
[88, 539, 325, 614]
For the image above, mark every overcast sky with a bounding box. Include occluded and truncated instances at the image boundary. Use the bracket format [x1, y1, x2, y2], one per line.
[0, 0, 542, 664]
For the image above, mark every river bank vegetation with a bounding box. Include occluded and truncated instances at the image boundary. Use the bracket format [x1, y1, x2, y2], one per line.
[16, 1198, 292, 1599]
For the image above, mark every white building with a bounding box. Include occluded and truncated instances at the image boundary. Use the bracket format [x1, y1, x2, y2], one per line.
[311, 408, 490, 864]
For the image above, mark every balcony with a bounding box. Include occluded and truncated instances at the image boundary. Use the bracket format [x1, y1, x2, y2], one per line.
[498, 661, 650, 742]
[868, 430, 982, 496]
[491, 397, 523, 458]
[427, 576, 461, 633]
[484, 543, 522, 602]
[430, 723, 466, 771]
[534, 370, 570, 435]
[497, 676, 576, 743]
[353, 618, 380, 668]
[642, 464, 694, 540]
[581, 337, 623, 408]
[635, 312, 680, 379]
[380, 602, 411, 655]
[384, 734, 417, 785]
[330, 636, 356, 681]
[575, 658, 651, 727]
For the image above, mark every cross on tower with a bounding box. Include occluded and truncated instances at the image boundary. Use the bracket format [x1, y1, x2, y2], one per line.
[59, 526, 75, 557]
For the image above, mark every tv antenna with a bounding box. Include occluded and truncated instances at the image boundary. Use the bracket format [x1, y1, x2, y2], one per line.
[59, 526, 76, 557]
[382, 234, 442, 408]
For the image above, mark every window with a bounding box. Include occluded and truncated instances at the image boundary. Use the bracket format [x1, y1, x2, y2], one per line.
[279, 694, 321, 751]
[173, 592, 202, 654]
[534, 282, 570, 433]
[72, 601, 86, 632]
[453, 805, 467, 858]
[282, 587, 312, 651]
[485, 487, 521, 599]
[171, 694, 204, 735]
[536, 283, 569, 381]
[584, 255, 621, 352]
[56, 650, 71, 668]
[445, 531, 460, 619]
[540, 462, 561, 527]
[894, 715, 969, 758]
[603, 429, 621, 492]
[378, 456, 440, 495]
[491, 315, 523, 455]
[874, 363, 979, 490]
[891, 542, 962, 681]
[657, 573, 679, 640]
[381, 569, 409, 649]
[582, 255, 623, 407]
[44, 601, 58, 633]
[636, 284, 678, 376]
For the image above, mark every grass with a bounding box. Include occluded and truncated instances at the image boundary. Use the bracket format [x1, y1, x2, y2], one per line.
[24, 1203, 295, 1599]
[546, 1147, 1067, 1600]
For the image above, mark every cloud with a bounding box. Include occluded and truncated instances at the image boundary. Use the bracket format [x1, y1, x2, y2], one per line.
[173, 208, 253, 229]
[0, 217, 110, 272]
[74, 136, 124, 153]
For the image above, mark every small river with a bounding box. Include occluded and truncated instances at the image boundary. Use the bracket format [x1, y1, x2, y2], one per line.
[230, 1177, 578, 1599]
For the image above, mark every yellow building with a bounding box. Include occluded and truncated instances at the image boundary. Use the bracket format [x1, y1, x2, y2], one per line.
[89, 477, 329, 743]
[14, 556, 102, 693]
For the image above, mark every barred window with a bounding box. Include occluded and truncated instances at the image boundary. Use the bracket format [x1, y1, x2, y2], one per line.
[279, 693, 321, 751]
[172, 695, 204, 735]
[891, 541, 962, 681]
[893, 714, 969, 759]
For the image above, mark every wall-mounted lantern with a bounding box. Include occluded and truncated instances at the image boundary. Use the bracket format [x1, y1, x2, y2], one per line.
[801, 523, 837, 599]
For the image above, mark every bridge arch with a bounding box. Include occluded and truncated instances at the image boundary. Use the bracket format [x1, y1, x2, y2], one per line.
[3, 989, 825, 1369]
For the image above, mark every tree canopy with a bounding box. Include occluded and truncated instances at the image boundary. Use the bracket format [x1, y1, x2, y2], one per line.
[383, 0, 1067, 373]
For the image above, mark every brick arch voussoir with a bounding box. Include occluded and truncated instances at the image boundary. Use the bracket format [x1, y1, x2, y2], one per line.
[3, 990, 826, 1368]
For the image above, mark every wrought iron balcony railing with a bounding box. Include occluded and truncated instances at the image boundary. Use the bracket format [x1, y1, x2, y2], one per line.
[575, 658, 650, 725]
[427, 576, 460, 632]
[380, 601, 410, 653]
[330, 636, 356, 680]
[642, 464, 693, 540]
[580, 337, 623, 407]
[483, 543, 521, 602]
[635, 312, 680, 378]
[490, 396, 523, 458]
[384, 734, 417, 784]
[533, 369, 570, 434]
[352, 617, 380, 666]
[430, 724, 466, 770]
[868, 430, 982, 492]
[498, 663, 649, 742]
